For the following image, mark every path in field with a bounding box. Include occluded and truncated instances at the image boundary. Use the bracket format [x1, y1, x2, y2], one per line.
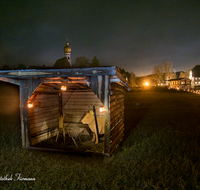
[124, 91, 200, 138]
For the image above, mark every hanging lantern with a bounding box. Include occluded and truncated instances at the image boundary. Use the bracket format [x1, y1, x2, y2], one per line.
[61, 85, 67, 91]
[99, 106, 106, 113]
[27, 103, 33, 108]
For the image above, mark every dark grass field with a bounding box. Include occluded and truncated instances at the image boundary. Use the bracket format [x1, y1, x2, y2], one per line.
[0, 82, 200, 189]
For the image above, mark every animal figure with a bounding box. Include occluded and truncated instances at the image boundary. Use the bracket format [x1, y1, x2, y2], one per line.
[81, 110, 105, 144]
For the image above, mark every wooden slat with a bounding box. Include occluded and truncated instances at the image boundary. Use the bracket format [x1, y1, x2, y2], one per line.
[28, 107, 59, 117]
[0, 77, 20, 85]
[110, 113, 124, 129]
[31, 128, 58, 145]
[110, 119, 124, 142]
[30, 125, 58, 137]
[29, 112, 59, 124]
[110, 128, 124, 156]
[30, 117, 58, 129]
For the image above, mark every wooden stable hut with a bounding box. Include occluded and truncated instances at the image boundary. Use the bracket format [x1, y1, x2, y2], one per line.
[0, 66, 129, 156]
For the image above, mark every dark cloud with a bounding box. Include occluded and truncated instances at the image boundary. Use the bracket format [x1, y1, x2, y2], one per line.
[0, 0, 200, 75]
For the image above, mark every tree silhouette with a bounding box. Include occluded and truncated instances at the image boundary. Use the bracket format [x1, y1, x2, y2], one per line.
[90, 56, 100, 67]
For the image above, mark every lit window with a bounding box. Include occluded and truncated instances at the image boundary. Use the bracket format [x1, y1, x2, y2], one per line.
[195, 78, 197, 80]
[198, 82, 200, 84]
[195, 82, 197, 84]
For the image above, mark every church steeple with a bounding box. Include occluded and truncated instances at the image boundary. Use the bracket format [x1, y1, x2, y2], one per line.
[63, 40, 72, 66]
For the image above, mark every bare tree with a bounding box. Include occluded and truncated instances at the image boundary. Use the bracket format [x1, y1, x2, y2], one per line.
[129, 72, 136, 88]
[152, 61, 174, 84]
[152, 64, 164, 84]
[163, 61, 173, 80]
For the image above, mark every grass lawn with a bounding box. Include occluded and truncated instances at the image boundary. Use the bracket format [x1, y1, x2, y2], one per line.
[0, 82, 200, 189]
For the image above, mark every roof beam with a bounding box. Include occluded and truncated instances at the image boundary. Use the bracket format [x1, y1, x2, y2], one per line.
[0, 67, 117, 78]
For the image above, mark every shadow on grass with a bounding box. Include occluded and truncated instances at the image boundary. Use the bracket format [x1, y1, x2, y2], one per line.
[123, 91, 151, 141]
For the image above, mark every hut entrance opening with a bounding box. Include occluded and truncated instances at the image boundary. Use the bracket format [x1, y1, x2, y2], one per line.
[28, 78, 106, 154]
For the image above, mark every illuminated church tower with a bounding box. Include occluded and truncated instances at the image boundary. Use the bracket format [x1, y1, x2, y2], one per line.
[64, 41, 72, 66]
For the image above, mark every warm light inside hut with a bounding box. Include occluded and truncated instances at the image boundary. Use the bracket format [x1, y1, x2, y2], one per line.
[61, 85, 67, 91]
[99, 106, 106, 113]
[27, 103, 33, 108]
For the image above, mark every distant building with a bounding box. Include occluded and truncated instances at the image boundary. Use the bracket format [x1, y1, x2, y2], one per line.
[168, 78, 191, 90]
[53, 41, 72, 68]
[191, 65, 200, 90]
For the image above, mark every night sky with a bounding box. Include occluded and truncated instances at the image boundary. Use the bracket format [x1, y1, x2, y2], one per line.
[1, 0, 200, 76]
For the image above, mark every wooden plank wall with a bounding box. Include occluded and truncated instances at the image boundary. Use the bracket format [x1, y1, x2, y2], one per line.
[62, 89, 104, 125]
[109, 82, 126, 155]
[28, 82, 104, 146]
[28, 83, 60, 145]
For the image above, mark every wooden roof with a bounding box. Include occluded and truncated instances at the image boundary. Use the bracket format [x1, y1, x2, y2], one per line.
[0, 66, 130, 90]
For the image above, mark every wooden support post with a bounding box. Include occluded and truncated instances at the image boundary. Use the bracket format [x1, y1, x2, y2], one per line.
[97, 75, 103, 103]
[20, 80, 31, 147]
[59, 91, 63, 116]
[62, 92, 73, 108]
[91, 76, 98, 95]
[104, 75, 110, 155]
[93, 106, 100, 143]
[28, 78, 43, 99]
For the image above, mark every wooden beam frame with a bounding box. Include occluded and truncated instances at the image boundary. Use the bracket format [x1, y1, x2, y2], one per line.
[0, 77, 21, 85]
[0, 67, 117, 78]
[104, 75, 111, 156]
[20, 80, 31, 147]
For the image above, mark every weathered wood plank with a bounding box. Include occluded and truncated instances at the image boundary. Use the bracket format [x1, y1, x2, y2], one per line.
[0, 77, 20, 85]
[31, 128, 58, 145]
[30, 117, 58, 129]
[0, 67, 117, 78]
[110, 120, 124, 141]
[28, 78, 43, 99]
[110, 128, 124, 155]
[110, 112, 124, 128]
[63, 103, 102, 110]
[20, 80, 31, 147]
[97, 75, 102, 100]
[90, 76, 98, 95]
[29, 112, 59, 124]
[104, 75, 111, 155]
[28, 107, 59, 116]
[62, 92, 73, 108]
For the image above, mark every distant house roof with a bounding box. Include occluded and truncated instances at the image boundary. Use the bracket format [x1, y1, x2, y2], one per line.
[192, 65, 200, 77]
[53, 57, 71, 69]
[175, 71, 184, 79]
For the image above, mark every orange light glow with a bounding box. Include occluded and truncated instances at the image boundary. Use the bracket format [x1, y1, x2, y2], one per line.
[27, 103, 33, 108]
[99, 106, 106, 113]
[61, 85, 67, 91]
